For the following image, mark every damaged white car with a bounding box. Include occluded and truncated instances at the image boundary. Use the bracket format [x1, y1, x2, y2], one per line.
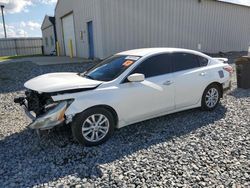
[15, 48, 233, 146]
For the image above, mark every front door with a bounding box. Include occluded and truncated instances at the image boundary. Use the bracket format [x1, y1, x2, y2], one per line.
[118, 54, 175, 124]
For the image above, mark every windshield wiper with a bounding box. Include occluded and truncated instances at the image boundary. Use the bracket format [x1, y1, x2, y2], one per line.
[84, 75, 95, 80]
[81, 64, 97, 75]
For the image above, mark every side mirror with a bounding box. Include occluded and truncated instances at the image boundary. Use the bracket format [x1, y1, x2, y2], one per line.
[127, 73, 145, 82]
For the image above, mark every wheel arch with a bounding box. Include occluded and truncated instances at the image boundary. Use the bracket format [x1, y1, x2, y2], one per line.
[205, 82, 223, 98]
[83, 105, 119, 127]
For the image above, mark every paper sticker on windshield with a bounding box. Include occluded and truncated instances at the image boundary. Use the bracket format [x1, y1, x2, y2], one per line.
[125, 56, 140, 61]
[123, 60, 134, 67]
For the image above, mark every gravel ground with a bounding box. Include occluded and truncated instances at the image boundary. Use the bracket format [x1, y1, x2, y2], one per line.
[0, 54, 249, 188]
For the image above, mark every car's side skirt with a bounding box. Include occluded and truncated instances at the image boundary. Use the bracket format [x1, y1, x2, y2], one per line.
[117, 102, 201, 129]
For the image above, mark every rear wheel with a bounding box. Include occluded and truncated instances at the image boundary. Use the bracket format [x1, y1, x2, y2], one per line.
[71, 108, 115, 146]
[201, 84, 221, 111]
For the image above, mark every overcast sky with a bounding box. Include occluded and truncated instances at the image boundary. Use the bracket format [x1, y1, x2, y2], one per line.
[0, 0, 250, 38]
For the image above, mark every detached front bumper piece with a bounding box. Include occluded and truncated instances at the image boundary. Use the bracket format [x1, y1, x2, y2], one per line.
[14, 97, 67, 130]
[29, 101, 67, 130]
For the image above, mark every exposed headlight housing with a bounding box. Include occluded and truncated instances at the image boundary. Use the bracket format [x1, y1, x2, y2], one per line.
[29, 100, 71, 130]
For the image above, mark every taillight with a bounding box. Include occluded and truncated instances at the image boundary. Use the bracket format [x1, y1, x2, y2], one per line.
[223, 65, 234, 74]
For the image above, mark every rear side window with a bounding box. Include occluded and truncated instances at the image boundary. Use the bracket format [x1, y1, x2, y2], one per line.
[198, 56, 209, 67]
[172, 53, 201, 72]
[132, 54, 173, 78]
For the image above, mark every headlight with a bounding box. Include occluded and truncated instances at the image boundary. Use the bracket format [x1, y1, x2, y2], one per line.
[44, 99, 73, 111]
[29, 101, 69, 130]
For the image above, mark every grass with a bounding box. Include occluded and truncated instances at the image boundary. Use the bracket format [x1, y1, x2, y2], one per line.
[0, 54, 42, 61]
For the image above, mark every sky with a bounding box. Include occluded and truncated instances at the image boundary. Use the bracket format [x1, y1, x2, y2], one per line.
[0, 0, 250, 38]
[0, 0, 57, 38]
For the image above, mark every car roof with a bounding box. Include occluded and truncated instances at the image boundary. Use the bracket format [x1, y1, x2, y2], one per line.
[117, 48, 209, 58]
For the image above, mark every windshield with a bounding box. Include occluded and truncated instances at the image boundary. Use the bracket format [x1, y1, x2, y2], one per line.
[83, 55, 141, 81]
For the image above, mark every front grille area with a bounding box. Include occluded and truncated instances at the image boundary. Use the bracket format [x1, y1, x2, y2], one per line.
[25, 90, 52, 116]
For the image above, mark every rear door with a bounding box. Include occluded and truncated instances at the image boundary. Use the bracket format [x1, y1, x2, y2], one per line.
[172, 53, 210, 109]
[118, 54, 175, 123]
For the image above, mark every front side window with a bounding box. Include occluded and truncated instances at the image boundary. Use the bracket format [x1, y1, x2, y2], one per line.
[84, 55, 140, 81]
[131, 54, 173, 78]
[172, 53, 201, 72]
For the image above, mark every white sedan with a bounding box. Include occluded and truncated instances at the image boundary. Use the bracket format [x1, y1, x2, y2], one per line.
[15, 48, 233, 146]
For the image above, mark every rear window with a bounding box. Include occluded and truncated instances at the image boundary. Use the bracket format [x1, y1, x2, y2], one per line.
[172, 53, 209, 72]
[198, 56, 209, 67]
[172, 53, 200, 72]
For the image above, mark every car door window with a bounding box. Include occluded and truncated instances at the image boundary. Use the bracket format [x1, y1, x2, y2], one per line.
[131, 54, 173, 78]
[172, 53, 201, 72]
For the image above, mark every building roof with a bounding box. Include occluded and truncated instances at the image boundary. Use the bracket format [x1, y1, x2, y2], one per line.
[41, 15, 55, 30]
[54, 0, 250, 11]
[48, 16, 55, 25]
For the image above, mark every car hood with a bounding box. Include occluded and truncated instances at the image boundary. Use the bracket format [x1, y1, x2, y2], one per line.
[24, 72, 103, 93]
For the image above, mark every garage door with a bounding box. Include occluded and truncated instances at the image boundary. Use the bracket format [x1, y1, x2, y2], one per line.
[62, 14, 76, 56]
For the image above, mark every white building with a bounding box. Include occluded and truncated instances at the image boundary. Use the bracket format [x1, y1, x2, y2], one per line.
[55, 0, 250, 59]
[41, 15, 57, 55]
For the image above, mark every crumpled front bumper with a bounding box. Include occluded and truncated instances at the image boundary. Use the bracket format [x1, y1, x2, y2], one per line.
[15, 98, 68, 130]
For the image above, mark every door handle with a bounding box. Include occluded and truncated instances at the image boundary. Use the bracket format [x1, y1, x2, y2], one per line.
[163, 80, 173, 86]
[200, 72, 207, 76]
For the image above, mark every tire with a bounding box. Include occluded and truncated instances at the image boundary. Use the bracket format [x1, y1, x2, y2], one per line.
[71, 108, 115, 146]
[201, 84, 221, 111]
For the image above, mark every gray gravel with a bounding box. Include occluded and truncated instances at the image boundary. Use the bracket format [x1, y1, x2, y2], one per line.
[0, 55, 249, 187]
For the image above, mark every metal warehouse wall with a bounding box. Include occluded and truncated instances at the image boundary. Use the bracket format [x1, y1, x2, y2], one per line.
[0, 38, 42, 56]
[99, 0, 250, 58]
[55, 0, 103, 58]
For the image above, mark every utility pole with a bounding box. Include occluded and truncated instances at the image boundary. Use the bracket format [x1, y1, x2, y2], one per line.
[1, 5, 7, 38]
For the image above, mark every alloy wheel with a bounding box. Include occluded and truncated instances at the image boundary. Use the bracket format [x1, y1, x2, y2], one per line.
[82, 114, 110, 142]
[205, 88, 219, 108]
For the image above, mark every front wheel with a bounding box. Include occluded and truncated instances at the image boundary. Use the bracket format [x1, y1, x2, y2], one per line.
[71, 108, 115, 146]
[201, 84, 221, 111]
